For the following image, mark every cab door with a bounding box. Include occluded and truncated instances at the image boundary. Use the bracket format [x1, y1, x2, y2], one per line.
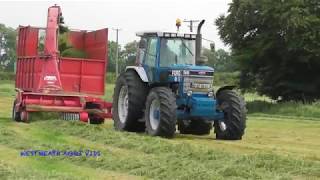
[143, 37, 158, 81]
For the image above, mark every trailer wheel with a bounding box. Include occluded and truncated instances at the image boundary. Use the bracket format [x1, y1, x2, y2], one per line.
[89, 117, 104, 124]
[113, 71, 148, 132]
[86, 103, 104, 124]
[178, 119, 212, 135]
[20, 110, 30, 123]
[12, 100, 21, 122]
[145, 87, 176, 138]
[215, 90, 246, 140]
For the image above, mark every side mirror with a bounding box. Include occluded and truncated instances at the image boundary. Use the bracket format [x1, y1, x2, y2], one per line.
[210, 43, 215, 52]
[197, 56, 208, 66]
[138, 39, 146, 49]
[127, 55, 136, 62]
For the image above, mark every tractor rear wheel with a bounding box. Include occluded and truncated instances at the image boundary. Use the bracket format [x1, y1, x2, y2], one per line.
[113, 71, 148, 132]
[145, 87, 176, 138]
[215, 90, 246, 140]
[178, 119, 212, 135]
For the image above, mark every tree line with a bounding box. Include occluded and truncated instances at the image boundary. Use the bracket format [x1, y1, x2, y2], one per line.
[0, 24, 16, 71]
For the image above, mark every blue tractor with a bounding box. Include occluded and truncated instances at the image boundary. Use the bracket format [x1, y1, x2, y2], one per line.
[113, 20, 246, 140]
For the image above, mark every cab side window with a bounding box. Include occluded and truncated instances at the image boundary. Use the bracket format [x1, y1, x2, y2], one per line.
[144, 37, 157, 67]
[136, 37, 146, 65]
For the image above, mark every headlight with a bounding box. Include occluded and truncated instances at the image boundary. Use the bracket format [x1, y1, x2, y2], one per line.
[187, 90, 193, 96]
[208, 91, 214, 97]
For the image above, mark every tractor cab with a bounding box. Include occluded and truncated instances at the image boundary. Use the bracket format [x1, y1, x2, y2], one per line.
[135, 31, 215, 98]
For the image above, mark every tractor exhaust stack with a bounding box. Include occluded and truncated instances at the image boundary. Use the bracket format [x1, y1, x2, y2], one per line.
[195, 19, 205, 65]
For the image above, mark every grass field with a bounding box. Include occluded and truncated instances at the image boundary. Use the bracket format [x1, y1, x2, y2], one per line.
[0, 80, 319, 179]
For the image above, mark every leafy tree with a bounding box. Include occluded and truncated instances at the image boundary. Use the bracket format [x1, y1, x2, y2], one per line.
[216, 0, 320, 101]
[203, 47, 216, 68]
[203, 48, 238, 72]
[215, 49, 238, 72]
[0, 24, 16, 71]
[108, 41, 137, 73]
[120, 40, 137, 69]
[122, 40, 137, 60]
[107, 41, 120, 73]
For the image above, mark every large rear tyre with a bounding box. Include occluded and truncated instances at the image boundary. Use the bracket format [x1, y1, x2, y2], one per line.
[178, 119, 212, 135]
[145, 87, 177, 138]
[215, 90, 246, 140]
[113, 71, 148, 132]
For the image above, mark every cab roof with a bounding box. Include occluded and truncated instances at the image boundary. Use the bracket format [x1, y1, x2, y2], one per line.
[136, 31, 197, 39]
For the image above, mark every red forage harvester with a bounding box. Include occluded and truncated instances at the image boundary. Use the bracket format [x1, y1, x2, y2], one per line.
[13, 5, 112, 123]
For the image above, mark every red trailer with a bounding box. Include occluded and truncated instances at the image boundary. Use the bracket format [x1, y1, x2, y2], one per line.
[12, 5, 112, 123]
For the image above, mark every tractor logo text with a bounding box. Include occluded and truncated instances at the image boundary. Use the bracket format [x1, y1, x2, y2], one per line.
[44, 75, 57, 81]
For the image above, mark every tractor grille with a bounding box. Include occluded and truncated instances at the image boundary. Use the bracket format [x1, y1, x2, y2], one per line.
[183, 75, 213, 93]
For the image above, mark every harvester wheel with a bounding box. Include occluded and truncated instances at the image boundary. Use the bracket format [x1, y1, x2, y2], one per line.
[113, 71, 148, 132]
[12, 100, 21, 122]
[178, 119, 212, 135]
[20, 110, 30, 123]
[215, 90, 246, 140]
[85, 103, 104, 124]
[89, 117, 104, 124]
[145, 87, 176, 138]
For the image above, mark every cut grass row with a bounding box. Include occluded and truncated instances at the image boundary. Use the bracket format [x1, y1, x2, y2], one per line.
[1, 117, 319, 179]
[1, 80, 320, 179]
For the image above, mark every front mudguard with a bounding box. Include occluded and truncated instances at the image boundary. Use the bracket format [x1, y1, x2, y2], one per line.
[216, 86, 236, 97]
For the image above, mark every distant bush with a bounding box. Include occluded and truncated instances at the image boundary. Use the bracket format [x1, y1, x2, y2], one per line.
[247, 100, 320, 119]
[106, 72, 117, 84]
[0, 71, 15, 81]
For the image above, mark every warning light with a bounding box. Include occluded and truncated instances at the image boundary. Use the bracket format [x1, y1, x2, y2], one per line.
[176, 18, 181, 31]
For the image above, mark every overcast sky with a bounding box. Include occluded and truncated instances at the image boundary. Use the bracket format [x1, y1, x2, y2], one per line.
[0, 0, 231, 50]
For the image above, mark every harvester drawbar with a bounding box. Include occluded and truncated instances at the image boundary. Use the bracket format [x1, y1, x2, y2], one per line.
[12, 5, 112, 123]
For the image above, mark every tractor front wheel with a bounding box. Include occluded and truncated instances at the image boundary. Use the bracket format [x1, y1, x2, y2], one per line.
[145, 87, 176, 138]
[215, 90, 246, 140]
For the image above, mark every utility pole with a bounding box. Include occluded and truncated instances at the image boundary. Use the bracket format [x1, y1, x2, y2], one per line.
[0, 33, 3, 56]
[112, 28, 121, 77]
[183, 19, 200, 32]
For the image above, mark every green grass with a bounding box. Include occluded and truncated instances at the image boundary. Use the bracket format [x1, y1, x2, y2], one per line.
[244, 92, 272, 102]
[104, 83, 115, 102]
[0, 81, 320, 179]
[0, 80, 15, 97]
